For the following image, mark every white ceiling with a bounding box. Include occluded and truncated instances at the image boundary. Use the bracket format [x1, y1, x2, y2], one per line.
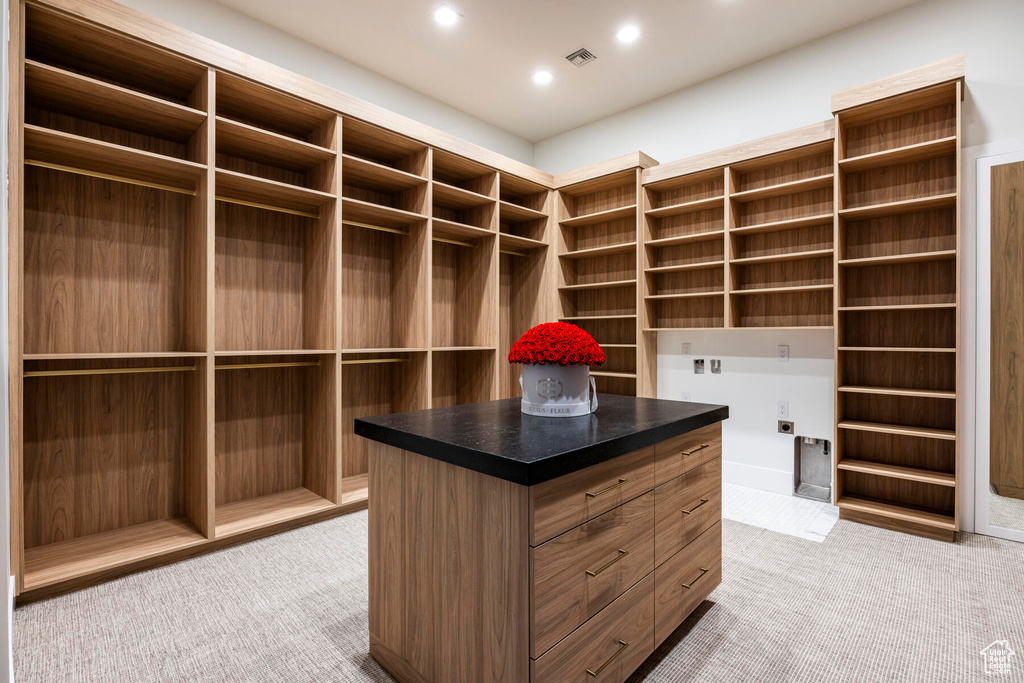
[213, 0, 922, 142]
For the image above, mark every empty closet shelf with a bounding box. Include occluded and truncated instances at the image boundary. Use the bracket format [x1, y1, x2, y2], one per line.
[644, 231, 725, 248]
[730, 284, 832, 295]
[645, 196, 723, 217]
[216, 116, 334, 171]
[837, 420, 956, 441]
[646, 260, 724, 274]
[837, 460, 956, 487]
[839, 193, 957, 220]
[730, 250, 833, 266]
[432, 181, 495, 209]
[499, 200, 546, 222]
[559, 279, 637, 291]
[838, 250, 956, 267]
[215, 488, 336, 539]
[729, 174, 833, 202]
[559, 204, 637, 227]
[838, 385, 956, 399]
[839, 136, 957, 172]
[560, 242, 636, 259]
[836, 497, 956, 531]
[730, 213, 833, 235]
[342, 197, 427, 231]
[342, 154, 427, 191]
[216, 168, 334, 217]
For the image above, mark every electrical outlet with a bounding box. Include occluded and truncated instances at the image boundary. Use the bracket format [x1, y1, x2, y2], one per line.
[778, 420, 794, 435]
[693, 359, 705, 374]
[777, 400, 789, 419]
[681, 343, 691, 356]
[777, 345, 790, 363]
[682, 392, 692, 401]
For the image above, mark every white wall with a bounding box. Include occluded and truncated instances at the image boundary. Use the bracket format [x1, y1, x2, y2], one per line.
[116, 0, 535, 165]
[659, 331, 834, 495]
[533, 0, 1024, 173]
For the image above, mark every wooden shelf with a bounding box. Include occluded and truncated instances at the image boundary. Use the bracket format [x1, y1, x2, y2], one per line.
[216, 116, 334, 171]
[560, 204, 637, 227]
[839, 385, 956, 399]
[499, 200, 546, 222]
[433, 346, 497, 352]
[342, 196, 427, 230]
[729, 174, 833, 202]
[836, 497, 956, 531]
[645, 230, 725, 248]
[25, 59, 206, 142]
[214, 349, 334, 357]
[839, 346, 956, 353]
[837, 460, 956, 487]
[560, 242, 636, 259]
[341, 473, 369, 506]
[559, 279, 637, 291]
[23, 351, 207, 360]
[839, 193, 957, 220]
[645, 196, 723, 218]
[838, 420, 956, 441]
[341, 348, 428, 354]
[342, 153, 426, 191]
[590, 371, 636, 379]
[645, 291, 724, 300]
[643, 327, 724, 332]
[24, 517, 207, 591]
[646, 260, 724, 274]
[433, 181, 495, 209]
[731, 284, 832, 295]
[499, 232, 547, 251]
[433, 217, 495, 241]
[730, 249, 833, 266]
[216, 168, 334, 218]
[216, 488, 335, 539]
[839, 136, 957, 172]
[730, 213, 834, 236]
[838, 250, 956, 267]
[559, 314, 637, 321]
[24, 123, 204, 193]
[598, 344, 637, 348]
[838, 303, 956, 312]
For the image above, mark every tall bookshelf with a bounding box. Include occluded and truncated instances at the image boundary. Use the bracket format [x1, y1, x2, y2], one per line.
[832, 69, 963, 542]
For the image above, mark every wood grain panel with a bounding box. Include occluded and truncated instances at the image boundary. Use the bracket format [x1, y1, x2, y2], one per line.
[654, 422, 722, 486]
[531, 491, 654, 658]
[24, 167, 192, 354]
[431, 236, 497, 348]
[653, 521, 721, 647]
[991, 161, 1024, 497]
[654, 458, 721, 566]
[839, 430, 955, 474]
[430, 349, 496, 407]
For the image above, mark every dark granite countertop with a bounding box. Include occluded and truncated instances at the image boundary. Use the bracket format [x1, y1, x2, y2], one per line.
[354, 395, 728, 485]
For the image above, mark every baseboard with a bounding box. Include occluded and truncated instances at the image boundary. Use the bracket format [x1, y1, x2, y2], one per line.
[6, 575, 12, 683]
[723, 461, 792, 495]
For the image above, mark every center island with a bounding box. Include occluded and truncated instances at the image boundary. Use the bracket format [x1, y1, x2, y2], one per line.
[355, 394, 729, 683]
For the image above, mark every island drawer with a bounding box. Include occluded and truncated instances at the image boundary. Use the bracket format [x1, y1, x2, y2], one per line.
[531, 573, 655, 683]
[654, 457, 722, 567]
[653, 521, 722, 647]
[654, 422, 722, 486]
[530, 445, 655, 546]
[531, 490, 654, 657]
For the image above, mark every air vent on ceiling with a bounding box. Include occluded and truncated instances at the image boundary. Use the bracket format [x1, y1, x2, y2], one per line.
[565, 47, 597, 68]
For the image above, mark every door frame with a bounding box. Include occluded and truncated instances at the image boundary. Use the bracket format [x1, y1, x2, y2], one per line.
[974, 141, 1024, 543]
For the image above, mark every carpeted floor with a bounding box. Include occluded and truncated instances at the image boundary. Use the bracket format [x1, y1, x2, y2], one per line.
[989, 486, 1024, 532]
[14, 512, 1024, 682]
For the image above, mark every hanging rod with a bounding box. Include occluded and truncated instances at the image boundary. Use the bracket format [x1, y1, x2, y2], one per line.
[433, 236, 475, 248]
[216, 195, 319, 219]
[340, 358, 408, 365]
[25, 364, 196, 378]
[500, 249, 529, 258]
[25, 159, 196, 196]
[342, 219, 408, 236]
[216, 361, 320, 370]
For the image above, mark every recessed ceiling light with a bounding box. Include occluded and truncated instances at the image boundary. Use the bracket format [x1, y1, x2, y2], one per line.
[616, 24, 641, 45]
[433, 5, 459, 27]
[532, 69, 553, 86]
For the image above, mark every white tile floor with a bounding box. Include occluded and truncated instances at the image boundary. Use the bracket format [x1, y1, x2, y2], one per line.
[722, 482, 839, 542]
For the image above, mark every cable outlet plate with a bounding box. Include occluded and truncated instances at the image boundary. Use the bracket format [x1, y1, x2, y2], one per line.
[778, 420, 794, 434]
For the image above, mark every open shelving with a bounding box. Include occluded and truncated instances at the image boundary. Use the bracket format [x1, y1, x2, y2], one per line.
[833, 77, 962, 540]
[558, 169, 641, 395]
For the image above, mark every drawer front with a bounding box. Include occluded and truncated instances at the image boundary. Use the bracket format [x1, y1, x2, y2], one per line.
[532, 573, 655, 683]
[531, 491, 654, 657]
[653, 521, 722, 648]
[654, 422, 722, 487]
[531, 445, 655, 546]
[654, 457, 722, 567]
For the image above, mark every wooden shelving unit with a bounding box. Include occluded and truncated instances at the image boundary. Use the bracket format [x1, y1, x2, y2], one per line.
[557, 166, 645, 396]
[832, 68, 963, 542]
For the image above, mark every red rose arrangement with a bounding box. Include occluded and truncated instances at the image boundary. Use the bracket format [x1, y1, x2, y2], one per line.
[508, 322, 605, 366]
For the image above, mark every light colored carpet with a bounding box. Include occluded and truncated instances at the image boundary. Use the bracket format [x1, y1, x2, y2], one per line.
[989, 485, 1024, 531]
[15, 512, 1024, 682]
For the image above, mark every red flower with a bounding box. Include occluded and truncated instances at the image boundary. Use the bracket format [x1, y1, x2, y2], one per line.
[508, 322, 605, 366]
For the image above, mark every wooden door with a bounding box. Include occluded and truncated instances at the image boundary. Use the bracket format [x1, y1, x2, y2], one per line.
[991, 160, 1024, 499]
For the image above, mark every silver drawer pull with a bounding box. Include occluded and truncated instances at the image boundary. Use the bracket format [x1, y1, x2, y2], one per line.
[681, 567, 709, 589]
[681, 498, 709, 515]
[681, 443, 709, 457]
[586, 640, 629, 677]
[586, 549, 629, 577]
[586, 478, 627, 498]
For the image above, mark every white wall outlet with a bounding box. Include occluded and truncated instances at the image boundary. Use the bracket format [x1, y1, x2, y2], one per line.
[777, 345, 790, 362]
[681, 343, 691, 356]
[682, 392, 692, 401]
[777, 400, 789, 419]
